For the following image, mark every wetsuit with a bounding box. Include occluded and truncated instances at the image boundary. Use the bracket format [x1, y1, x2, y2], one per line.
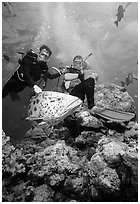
[2, 51, 61, 98]
[62, 67, 95, 109]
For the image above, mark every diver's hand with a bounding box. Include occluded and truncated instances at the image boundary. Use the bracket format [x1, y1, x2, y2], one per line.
[33, 85, 42, 94]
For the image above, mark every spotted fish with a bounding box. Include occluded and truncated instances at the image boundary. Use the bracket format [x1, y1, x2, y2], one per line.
[26, 91, 82, 128]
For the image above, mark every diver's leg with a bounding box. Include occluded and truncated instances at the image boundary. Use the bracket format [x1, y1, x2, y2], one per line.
[83, 78, 95, 109]
[70, 83, 85, 102]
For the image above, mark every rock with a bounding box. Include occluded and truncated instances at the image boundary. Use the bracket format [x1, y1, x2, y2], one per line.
[64, 175, 89, 199]
[124, 123, 138, 149]
[24, 127, 47, 142]
[25, 186, 35, 202]
[121, 149, 138, 193]
[126, 121, 138, 130]
[86, 147, 96, 160]
[49, 173, 65, 186]
[87, 153, 107, 178]
[64, 176, 84, 193]
[90, 185, 101, 201]
[75, 111, 103, 128]
[29, 140, 80, 185]
[54, 192, 65, 202]
[69, 200, 77, 202]
[98, 139, 128, 167]
[33, 184, 54, 202]
[2, 130, 10, 146]
[95, 83, 135, 113]
[116, 148, 138, 201]
[75, 131, 103, 149]
[97, 167, 120, 194]
[2, 83, 138, 202]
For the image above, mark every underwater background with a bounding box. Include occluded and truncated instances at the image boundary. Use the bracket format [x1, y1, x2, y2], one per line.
[2, 2, 138, 144]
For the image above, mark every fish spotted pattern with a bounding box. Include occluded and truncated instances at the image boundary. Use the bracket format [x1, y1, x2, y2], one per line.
[26, 91, 82, 128]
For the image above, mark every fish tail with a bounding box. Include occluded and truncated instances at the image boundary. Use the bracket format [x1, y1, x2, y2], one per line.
[114, 20, 118, 27]
[133, 75, 138, 80]
[134, 78, 138, 81]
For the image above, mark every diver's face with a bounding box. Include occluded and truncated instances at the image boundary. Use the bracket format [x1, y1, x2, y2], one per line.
[38, 49, 50, 62]
[73, 59, 83, 70]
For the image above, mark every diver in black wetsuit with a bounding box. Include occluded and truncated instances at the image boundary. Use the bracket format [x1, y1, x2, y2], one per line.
[2, 45, 62, 100]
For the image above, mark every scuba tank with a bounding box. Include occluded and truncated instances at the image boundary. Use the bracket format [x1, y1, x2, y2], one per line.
[18, 49, 37, 65]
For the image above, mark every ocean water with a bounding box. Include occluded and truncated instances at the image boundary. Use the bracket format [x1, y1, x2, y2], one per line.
[2, 2, 138, 143]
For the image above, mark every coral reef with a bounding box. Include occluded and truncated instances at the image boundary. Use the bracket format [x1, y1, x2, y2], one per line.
[2, 83, 138, 202]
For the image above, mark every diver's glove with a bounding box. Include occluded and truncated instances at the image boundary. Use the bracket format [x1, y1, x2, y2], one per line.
[33, 85, 42, 94]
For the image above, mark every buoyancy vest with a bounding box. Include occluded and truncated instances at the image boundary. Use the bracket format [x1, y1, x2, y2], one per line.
[63, 68, 84, 90]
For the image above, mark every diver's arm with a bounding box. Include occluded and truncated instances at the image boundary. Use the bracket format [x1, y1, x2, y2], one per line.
[22, 63, 42, 93]
[21, 57, 35, 87]
[44, 70, 61, 80]
[42, 64, 61, 80]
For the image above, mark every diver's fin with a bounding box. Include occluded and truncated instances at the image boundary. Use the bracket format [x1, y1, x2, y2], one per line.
[114, 20, 118, 27]
[92, 108, 135, 122]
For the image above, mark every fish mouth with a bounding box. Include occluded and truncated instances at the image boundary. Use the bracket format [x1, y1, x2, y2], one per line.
[67, 98, 82, 109]
[58, 98, 82, 118]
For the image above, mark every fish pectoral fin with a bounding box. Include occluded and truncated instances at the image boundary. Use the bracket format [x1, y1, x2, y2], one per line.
[38, 121, 46, 126]
[26, 117, 44, 121]
[133, 75, 138, 80]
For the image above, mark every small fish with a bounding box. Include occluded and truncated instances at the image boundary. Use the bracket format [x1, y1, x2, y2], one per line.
[114, 3, 131, 27]
[134, 95, 138, 98]
[3, 2, 16, 17]
[3, 54, 11, 62]
[114, 5, 125, 27]
[26, 91, 82, 130]
[121, 72, 138, 87]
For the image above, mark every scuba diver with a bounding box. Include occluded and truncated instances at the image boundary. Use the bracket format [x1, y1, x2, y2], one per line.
[61, 55, 99, 113]
[2, 45, 63, 100]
